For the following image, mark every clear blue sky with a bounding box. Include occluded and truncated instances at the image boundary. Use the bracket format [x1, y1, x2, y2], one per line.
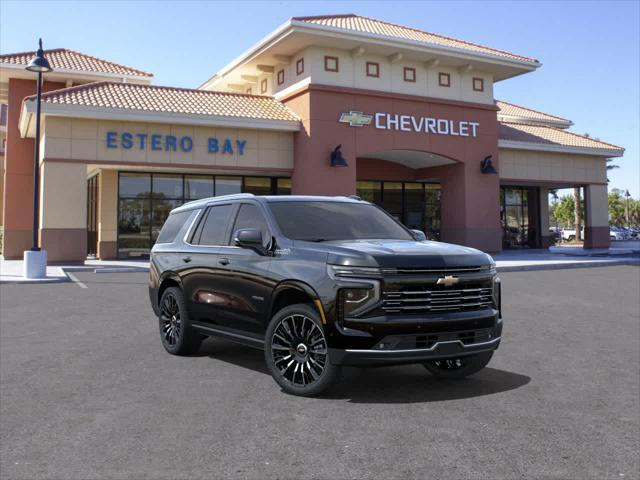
[1, 0, 638, 197]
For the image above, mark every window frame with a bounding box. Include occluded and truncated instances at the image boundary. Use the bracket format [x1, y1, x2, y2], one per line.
[366, 61, 380, 78]
[189, 203, 236, 247]
[260, 78, 268, 94]
[296, 58, 304, 75]
[438, 72, 451, 87]
[324, 55, 339, 72]
[472, 77, 484, 92]
[277, 69, 284, 85]
[403, 67, 416, 83]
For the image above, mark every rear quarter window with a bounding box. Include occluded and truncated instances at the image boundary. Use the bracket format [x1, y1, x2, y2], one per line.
[155, 211, 191, 244]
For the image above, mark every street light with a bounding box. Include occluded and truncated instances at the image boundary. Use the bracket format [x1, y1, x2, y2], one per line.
[625, 189, 631, 229]
[23, 39, 52, 279]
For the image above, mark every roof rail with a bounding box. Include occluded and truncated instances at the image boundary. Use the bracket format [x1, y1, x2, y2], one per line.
[171, 193, 255, 213]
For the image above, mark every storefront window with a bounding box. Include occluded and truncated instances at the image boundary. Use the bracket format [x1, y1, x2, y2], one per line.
[501, 186, 538, 248]
[404, 183, 424, 230]
[215, 176, 242, 196]
[117, 172, 290, 258]
[356, 181, 382, 205]
[382, 182, 403, 222]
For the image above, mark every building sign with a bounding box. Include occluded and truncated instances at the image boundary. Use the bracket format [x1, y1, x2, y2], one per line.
[339, 111, 479, 137]
[105, 132, 247, 155]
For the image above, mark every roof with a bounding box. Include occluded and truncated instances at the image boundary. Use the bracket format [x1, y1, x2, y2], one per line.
[0, 48, 152, 78]
[497, 100, 572, 128]
[499, 122, 624, 156]
[293, 14, 539, 64]
[23, 81, 299, 122]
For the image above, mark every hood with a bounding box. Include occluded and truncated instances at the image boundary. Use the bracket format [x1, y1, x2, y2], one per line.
[300, 239, 493, 269]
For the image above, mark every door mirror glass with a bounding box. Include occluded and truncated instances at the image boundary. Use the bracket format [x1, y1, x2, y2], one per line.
[234, 228, 263, 250]
[410, 229, 427, 241]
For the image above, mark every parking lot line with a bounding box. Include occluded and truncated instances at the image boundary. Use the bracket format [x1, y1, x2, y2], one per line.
[66, 271, 88, 289]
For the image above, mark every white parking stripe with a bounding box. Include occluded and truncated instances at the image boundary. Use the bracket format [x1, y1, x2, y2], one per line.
[66, 272, 88, 289]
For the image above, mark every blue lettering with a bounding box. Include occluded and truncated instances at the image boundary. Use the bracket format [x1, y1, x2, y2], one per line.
[151, 134, 162, 151]
[121, 132, 133, 149]
[236, 140, 246, 155]
[180, 136, 193, 152]
[106, 131, 117, 148]
[208, 138, 219, 153]
[222, 139, 233, 154]
[165, 135, 177, 151]
[136, 133, 147, 149]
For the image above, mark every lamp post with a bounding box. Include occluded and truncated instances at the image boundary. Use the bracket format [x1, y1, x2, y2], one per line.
[625, 189, 631, 230]
[23, 39, 52, 279]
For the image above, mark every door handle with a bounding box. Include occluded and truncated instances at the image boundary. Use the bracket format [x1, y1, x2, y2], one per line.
[218, 258, 230, 266]
[182, 256, 192, 263]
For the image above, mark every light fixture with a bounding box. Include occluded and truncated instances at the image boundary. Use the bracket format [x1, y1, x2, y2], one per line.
[26, 39, 53, 73]
[330, 144, 348, 167]
[480, 154, 497, 174]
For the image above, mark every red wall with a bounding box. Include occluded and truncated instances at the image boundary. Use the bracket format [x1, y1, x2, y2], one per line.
[283, 84, 502, 252]
[2, 78, 66, 259]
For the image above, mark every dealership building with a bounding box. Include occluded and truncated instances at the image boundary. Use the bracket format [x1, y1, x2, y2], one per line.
[0, 14, 624, 261]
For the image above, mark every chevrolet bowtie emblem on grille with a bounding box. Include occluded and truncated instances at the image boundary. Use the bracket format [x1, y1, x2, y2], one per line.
[436, 275, 459, 287]
[338, 111, 373, 127]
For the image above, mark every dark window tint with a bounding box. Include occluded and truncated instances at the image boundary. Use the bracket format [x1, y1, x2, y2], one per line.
[269, 201, 413, 241]
[196, 205, 234, 246]
[232, 204, 270, 240]
[156, 211, 191, 244]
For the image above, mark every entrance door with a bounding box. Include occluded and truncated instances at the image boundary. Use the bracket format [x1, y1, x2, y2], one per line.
[500, 186, 540, 248]
[87, 175, 99, 257]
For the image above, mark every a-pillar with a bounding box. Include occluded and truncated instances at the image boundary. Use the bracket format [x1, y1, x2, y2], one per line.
[39, 161, 87, 262]
[584, 184, 610, 249]
[98, 170, 118, 259]
[539, 187, 553, 247]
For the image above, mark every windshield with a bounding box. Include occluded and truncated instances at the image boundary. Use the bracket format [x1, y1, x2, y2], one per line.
[268, 201, 414, 241]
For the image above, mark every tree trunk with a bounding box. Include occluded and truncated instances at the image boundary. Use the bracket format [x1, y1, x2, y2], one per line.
[574, 187, 581, 241]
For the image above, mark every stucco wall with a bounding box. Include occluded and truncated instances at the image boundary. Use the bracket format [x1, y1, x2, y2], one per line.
[41, 117, 294, 171]
[499, 148, 607, 184]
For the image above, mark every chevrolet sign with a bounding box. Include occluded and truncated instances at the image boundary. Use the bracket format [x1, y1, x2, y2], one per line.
[338, 111, 373, 127]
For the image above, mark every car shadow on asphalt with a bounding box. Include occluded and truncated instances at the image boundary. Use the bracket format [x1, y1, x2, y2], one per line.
[197, 338, 531, 404]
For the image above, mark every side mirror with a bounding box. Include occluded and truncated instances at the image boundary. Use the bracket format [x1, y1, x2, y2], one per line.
[234, 228, 264, 251]
[410, 229, 427, 242]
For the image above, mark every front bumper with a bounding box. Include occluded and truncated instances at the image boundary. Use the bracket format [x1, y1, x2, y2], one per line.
[327, 308, 502, 366]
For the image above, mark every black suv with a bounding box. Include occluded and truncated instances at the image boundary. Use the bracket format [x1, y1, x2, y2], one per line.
[149, 194, 502, 396]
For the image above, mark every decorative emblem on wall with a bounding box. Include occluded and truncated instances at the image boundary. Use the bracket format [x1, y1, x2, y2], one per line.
[338, 111, 373, 127]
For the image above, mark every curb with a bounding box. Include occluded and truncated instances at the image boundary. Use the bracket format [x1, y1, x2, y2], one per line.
[497, 259, 640, 272]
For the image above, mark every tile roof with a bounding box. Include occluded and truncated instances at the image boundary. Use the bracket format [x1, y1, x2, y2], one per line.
[0, 48, 152, 78]
[499, 122, 624, 154]
[293, 14, 538, 64]
[26, 81, 299, 122]
[497, 100, 572, 127]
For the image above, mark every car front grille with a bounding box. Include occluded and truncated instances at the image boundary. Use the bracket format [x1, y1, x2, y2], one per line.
[382, 286, 493, 313]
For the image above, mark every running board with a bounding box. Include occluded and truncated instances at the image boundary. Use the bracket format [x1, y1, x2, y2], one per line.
[192, 323, 265, 349]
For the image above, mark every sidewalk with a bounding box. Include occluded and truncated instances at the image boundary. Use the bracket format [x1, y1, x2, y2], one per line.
[1, 249, 638, 284]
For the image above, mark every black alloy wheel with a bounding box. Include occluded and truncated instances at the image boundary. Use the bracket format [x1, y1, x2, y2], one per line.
[265, 303, 340, 396]
[158, 287, 201, 355]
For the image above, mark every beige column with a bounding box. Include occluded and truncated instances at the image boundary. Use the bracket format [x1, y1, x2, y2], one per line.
[39, 161, 87, 262]
[98, 169, 118, 259]
[539, 188, 552, 247]
[584, 184, 610, 249]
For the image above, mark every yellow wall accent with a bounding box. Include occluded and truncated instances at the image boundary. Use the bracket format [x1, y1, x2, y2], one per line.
[39, 162, 86, 229]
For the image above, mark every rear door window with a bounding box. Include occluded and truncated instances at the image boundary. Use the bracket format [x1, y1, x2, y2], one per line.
[193, 204, 234, 246]
[155, 211, 191, 244]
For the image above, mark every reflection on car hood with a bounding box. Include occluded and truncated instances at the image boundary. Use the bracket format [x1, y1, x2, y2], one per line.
[297, 239, 492, 269]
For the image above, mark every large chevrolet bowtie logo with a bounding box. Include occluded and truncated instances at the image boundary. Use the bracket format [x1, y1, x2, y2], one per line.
[436, 275, 459, 287]
[338, 111, 373, 127]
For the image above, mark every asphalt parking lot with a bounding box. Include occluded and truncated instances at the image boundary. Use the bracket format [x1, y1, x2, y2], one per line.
[1, 266, 639, 480]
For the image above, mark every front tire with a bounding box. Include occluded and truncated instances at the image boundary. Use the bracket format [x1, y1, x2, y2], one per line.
[158, 287, 201, 355]
[265, 303, 340, 397]
[423, 351, 493, 379]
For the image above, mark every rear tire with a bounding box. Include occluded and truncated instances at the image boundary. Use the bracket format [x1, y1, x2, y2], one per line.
[423, 351, 493, 379]
[158, 287, 202, 355]
[265, 303, 340, 397]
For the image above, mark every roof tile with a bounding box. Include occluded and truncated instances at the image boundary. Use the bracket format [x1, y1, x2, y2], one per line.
[27, 81, 299, 122]
[499, 122, 623, 152]
[293, 14, 538, 64]
[0, 48, 152, 78]
[497, 100, 571, 126]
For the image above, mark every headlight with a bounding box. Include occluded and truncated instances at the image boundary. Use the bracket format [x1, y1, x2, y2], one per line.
[339, 286, 380, 317]
[493, 276, 502, 319]
[328, 264, 382, 279]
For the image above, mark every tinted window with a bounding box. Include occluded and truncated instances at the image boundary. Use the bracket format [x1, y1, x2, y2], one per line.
[269, 201, 413, 241]
[232, 204, 270, 240]
[196, 205, 234, 246]
[156, 211, 191, 244]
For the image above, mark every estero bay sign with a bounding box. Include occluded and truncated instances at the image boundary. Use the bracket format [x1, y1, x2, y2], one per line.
[339, 111, 480, 137]
[105, 131, 248, 155]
